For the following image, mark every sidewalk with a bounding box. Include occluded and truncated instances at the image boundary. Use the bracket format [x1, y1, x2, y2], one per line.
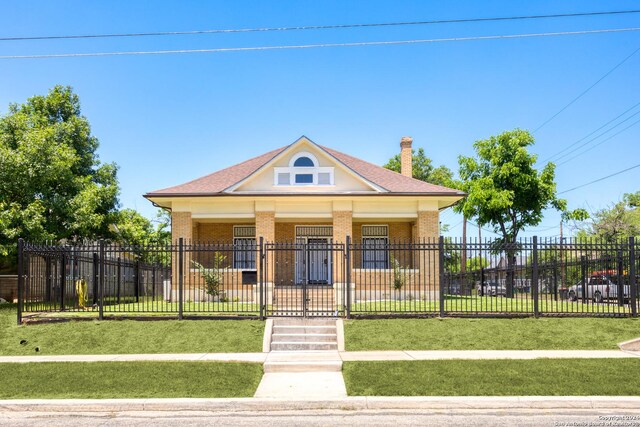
[0, 349, 637, 363]
[1, 396, 640, 412]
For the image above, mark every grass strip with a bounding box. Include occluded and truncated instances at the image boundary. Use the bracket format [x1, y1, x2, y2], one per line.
[0, 306, 264, 355]
[0, 361, 263, 399]
[343, 359, 640, 396]
[344, 317, 640, 351]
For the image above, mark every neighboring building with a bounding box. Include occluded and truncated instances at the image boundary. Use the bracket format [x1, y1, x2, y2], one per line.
[144, 136, 464, 305]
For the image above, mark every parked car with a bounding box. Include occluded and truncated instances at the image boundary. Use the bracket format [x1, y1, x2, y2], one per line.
[567, 275, 630, 303]
[477, 281, 507, 297]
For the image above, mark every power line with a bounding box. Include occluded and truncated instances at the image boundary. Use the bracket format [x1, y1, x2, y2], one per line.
[557, 115, 640, 166]
[1, 27, 638, 60]
[558, 163, 640, 194]
[3, 9, 640, 42]
[541, 100, 640, 164]
[533, 45, 640, 133]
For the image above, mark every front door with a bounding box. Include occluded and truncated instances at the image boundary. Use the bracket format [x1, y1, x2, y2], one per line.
[307, 238, 330, 284]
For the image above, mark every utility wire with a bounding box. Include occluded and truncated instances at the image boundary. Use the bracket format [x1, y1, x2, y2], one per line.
[558, 163, 640, 194]
[533, 45, 640, 133]
[1, 27, 638, 60]
[557, 115, 640, 166]
[2, 10, 640, 42]
[541, 100, 640, 163]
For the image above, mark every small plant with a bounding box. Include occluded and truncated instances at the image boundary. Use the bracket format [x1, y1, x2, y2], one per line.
[390, 254, 405, 290]
[191, 253, 226, 297]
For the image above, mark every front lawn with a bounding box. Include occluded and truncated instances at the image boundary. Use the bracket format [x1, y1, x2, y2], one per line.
[343, 359, 640, 396]
[0, 361, 263, 399]
[0, 305, 264, 355]
[344, 317, 640, 350]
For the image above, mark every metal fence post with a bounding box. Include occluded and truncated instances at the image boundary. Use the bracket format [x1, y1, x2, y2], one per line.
[92, 252, 99, 306]
[346, 235, 352, 319]
[116, 257, 121, 304]
[178, 238, 184, 320]
[438, 236, 445, 318]
[60, 252, 66, 311]
[99, 240, 104, 321]
[630, 236, 637, 318]
[532, 236, 539, 317]
[259, 236, 264, 320]
[617, 249, 624, 308]
[17, 238, 24, 325]
[134, 259, 140, 303]
[580, 255, 588, 305]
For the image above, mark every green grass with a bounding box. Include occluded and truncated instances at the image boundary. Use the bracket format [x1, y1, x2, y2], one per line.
[0, 361, 263, 399]
[0, 305, 264, 355]
[352, 295, 633, 314]
[344, 317, 640, 350]
[343, 359, 640, 396]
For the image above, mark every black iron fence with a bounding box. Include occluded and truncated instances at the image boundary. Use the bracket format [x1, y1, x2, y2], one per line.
[16, 236, 638, 323]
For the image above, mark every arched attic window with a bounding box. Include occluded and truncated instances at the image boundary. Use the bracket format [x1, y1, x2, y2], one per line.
[274, 152, 335, 186]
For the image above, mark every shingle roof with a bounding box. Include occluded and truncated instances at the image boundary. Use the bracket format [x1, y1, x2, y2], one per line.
[145, 140, 464, 197]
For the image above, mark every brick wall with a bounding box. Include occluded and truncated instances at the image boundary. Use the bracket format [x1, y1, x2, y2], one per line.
[171, 212, 193, 243]
[197, 223, 234, 243]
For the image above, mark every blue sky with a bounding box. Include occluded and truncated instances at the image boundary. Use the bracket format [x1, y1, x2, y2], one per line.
[1, 1, 639, 238]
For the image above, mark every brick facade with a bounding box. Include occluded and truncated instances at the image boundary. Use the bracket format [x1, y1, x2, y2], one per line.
[171, 212, 193, 243]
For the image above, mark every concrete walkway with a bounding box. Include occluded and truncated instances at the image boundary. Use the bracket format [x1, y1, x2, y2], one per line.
[0, 349, 637, 363]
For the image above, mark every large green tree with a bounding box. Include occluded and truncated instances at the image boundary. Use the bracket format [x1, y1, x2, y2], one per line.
[457, 129, 586, 296]
[384, 147, 455, 187]
[0, 86, 119, 270]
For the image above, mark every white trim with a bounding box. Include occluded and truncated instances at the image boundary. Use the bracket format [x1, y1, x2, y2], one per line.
[273, 166, 335, 186]
[289, 151, 319, 167]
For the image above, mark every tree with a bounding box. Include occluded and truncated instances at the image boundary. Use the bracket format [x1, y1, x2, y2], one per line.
[457, 129, 586, 297]
[580, 191, 640, 242]
[0, 86, 119, 271]
[112, 209, 171, 247]
[384, 147, 455, 187]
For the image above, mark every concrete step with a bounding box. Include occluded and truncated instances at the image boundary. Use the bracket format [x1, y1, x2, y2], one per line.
[271, 342, 338, 351]
[272, 318, 337, 326]
[271, 333, 337, 343]
[263, 361, 342, 373]
[273, 326, 336, 335]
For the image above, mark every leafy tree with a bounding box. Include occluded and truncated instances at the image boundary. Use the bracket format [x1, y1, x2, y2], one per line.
[384, 147, 455, 187]
[580, 191, 640, 242]
[0, 86, 119, 271]
[457, 129, 586, 297]
[112, 209, 171, 247]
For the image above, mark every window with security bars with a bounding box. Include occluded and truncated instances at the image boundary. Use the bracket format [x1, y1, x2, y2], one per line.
[233, 226, 256, 269]
[233, 238, 256, 269]
[362, 225, 389, 269]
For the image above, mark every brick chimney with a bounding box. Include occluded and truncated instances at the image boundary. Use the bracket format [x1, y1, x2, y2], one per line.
[400, 136, 413, 178]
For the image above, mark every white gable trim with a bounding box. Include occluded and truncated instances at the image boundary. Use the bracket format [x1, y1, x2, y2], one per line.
[223, 136, 386, 193]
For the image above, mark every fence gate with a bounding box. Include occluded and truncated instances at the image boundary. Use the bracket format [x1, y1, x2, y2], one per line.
[263, 241, 346, 317]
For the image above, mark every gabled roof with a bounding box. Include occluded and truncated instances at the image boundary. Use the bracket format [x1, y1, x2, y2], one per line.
[144, 136, 464, 197]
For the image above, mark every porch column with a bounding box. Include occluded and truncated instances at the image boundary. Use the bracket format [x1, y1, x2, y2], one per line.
[171, 211, 192, 243]
[255, 202, 275, 283]
[416, 202, 440, 300]
[333, 201, 353, 310]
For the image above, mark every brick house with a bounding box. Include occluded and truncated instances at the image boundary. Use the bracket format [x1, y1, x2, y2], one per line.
[144, 136, 464, 308]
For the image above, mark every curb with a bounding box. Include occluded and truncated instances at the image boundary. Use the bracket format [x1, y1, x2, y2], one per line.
[2, 396, 640, 412]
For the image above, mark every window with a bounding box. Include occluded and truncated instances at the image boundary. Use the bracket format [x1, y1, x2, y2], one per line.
[233, 226, 256, 269]
[273, 151, 334, 186]
[362, 225, 389, 269]
[293, 156, 314, 167]
[295, 173, 313, 184]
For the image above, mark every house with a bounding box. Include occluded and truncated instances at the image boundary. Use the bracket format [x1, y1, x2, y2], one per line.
[144, 136, 464, 310]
